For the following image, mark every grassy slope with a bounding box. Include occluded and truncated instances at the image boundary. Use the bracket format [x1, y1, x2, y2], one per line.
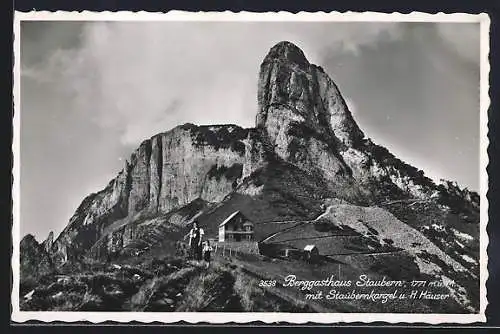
[314, 203, 479, 312]
[20, 253, 312, 313]
[20, 199, 478, 314]
[380, 200, 479, 274]
[196, 160, 337, 239]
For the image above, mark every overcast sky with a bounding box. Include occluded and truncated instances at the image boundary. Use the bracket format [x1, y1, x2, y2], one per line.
[19, 20, 480, 241]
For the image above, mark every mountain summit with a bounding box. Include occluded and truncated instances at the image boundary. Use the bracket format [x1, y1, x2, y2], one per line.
[258, 41, 363, 147]
[20, 41, 480, 313]
[262, 41, 310, 67]
[257, 40, 366, 187]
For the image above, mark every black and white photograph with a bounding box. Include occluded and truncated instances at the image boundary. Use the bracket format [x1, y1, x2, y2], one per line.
[11, 11, 489, 324]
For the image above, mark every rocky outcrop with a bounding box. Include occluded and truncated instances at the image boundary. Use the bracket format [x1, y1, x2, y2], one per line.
[256, 41, 442, 202]
[254, 43, 478, 278]
[20, 235, 55, 282]
[257, 41, 364, 148]
[256, 42, 365, 198]
[41, 231, 53, 254]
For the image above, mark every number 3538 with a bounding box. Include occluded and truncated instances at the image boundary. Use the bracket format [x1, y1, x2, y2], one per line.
[259, 280, 277, 287]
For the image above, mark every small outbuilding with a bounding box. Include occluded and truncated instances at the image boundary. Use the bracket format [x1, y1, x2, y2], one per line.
[303, 245, 319, 261]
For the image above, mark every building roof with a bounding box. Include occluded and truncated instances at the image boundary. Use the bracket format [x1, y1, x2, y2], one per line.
[304, 245, 317, 251]
[219, 211, 241, 227]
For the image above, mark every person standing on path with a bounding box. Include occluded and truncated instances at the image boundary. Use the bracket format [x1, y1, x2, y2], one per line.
[202, 240, 213, 268]
[188, 221, 204, 260]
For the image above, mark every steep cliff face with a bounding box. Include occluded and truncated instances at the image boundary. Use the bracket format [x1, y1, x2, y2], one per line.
[48, 124, 253, 264]
[256, 42, 357, 184]
[122, 124, 250, 217]
[257, 41, 364, 148]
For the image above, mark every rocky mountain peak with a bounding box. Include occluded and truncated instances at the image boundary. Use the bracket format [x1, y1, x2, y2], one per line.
[256, 40, 365, 180]
[20, 234, 38, 248]
[20, 234, 55, 282]
[262, 41, 310, 68]
[42, 231, 54, 253]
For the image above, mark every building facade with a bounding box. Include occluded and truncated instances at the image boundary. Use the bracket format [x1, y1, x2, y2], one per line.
[218, 211, 254, 242]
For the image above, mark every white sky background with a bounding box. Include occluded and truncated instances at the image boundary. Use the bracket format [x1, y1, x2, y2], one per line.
[20, 21, 480, 241]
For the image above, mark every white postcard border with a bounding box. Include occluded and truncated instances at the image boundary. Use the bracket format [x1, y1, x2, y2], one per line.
[11, 10, 491, 324]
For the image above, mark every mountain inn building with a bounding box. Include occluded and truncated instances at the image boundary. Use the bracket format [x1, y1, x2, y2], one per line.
[218, 211, 254, 242]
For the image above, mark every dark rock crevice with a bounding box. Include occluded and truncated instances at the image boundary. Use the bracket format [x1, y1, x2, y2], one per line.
[156, 136, 163, 212]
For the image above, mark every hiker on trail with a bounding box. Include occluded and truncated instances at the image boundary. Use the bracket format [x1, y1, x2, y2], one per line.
[202, 240, 213, 268]
[188, 221, 204, 260]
